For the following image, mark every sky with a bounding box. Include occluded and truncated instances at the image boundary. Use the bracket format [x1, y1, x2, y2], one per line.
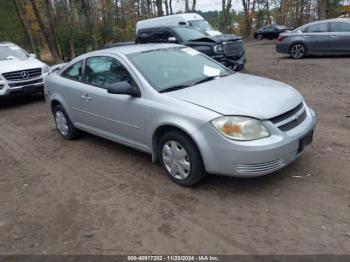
[173, 0, 243, 12]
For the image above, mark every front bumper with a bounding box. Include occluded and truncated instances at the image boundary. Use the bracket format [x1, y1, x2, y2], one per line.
[192, 106, 317, 177]
[213, 53, 246, 71]
[0, 77, 44, 96]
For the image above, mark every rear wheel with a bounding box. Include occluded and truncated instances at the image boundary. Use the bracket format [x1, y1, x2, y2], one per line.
[158, 131, 206, 187]
[53, 105, 80, 140]
[290, 43, 306, 59]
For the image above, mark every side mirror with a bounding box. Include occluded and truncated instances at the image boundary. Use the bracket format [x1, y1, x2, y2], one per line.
[168, 37, 177, 43]
[29, 53, 37, 58]
[107, 81, 140, 97]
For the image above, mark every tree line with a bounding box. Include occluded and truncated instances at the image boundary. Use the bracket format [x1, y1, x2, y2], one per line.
[0, 0, 344, 63]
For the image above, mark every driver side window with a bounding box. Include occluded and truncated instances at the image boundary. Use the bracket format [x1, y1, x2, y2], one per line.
[84, 56, 135, 89]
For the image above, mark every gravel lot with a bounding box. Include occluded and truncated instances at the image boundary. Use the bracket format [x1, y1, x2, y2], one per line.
[0, 41, 349, 255]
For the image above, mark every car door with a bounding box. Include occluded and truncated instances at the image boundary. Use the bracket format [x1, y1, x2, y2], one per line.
[73, 55, 148, 152]
[59, 60, 88, 122]
[329, 22, 350, 53]
[302, 22, 330, 53]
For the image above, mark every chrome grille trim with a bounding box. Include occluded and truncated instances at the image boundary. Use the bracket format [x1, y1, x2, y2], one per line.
[223, 41, 244, 58]
[2, 68, 42, 81]
[235, 150, 299, 174]
[8, 78, 43, 88]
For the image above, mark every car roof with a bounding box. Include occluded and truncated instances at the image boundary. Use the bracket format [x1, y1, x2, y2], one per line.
[80, 43, 184, 58]
[136, 13, 204, 31]
[305, 18, 350, 26]
[0, 42, 15, 46]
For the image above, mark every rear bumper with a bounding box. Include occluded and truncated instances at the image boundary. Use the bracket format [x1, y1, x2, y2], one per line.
[276, 42, 290, 54]
[0, 78, 44, 96]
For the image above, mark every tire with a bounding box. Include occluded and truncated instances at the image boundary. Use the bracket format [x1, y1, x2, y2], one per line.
[257, 34, 263, 40]
[158, 131, 206, 187]
[289, 43, 307, 59]
[53, 104, 80, 140]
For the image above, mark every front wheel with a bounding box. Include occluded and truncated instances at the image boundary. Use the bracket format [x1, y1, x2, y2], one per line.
[257, 34, 263, 40]
[290, 43, 306, 59]
[158, 131, 206, 187]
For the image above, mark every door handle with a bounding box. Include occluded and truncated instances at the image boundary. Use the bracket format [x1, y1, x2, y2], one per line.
[303, 35, 312, 38]
[330, 35, 338, 38]
[81, 94, 91, 102]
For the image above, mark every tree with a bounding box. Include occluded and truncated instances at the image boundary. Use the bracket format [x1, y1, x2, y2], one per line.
[156, 0, 163, 16]
[13, 0, 37, 55]
[28, 0, 62, 62]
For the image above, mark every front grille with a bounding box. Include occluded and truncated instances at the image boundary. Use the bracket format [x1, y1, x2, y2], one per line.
[223, 41, 244, 58]
[2, 68, 42, 81]
[279, 110, 307, 131]
[270, 103, 304, 124]
[235, 150, 299, 174]
[269, 103, 307, 132]
[8, 78, 43, 88]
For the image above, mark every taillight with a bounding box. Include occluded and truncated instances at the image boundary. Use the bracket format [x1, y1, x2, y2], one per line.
[277, 35, 288, 42]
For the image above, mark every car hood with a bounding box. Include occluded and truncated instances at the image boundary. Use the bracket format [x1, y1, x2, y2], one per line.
[165, 73, 303, 119]
[190, 34, 241, 44]
[0, 58, 45, 74]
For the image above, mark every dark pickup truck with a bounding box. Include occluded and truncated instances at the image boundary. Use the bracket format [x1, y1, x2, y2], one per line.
[135, 26, 246, 71]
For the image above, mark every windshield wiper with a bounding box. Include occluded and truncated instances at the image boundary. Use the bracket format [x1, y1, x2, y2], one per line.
[159, 84, 191, 93]
[191, 74, 230, 86]
[159, 74, 231, 93]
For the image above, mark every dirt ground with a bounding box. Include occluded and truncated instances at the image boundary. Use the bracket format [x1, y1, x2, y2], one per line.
[0, 41, 349, 255]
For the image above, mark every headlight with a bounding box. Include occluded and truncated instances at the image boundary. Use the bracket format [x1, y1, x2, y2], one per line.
[211, 116, 270, 141]
[43, 64, 50, 73]
[213, 44, 224, 54]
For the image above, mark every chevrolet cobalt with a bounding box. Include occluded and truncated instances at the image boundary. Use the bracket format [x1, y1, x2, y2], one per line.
[44, 44, 316, 186]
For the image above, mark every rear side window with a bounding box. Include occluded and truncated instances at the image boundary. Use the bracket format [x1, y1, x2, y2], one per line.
[137, 31, 153, 43]
[304, 23, 328, 33]
[61, 61, 83, 81]
[330, 22, 350, 32]
[138, 30, 176, 43]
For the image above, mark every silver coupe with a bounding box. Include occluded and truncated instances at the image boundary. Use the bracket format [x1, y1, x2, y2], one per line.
[44, 44, 316, 186]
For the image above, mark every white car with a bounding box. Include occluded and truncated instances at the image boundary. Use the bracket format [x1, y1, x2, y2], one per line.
[0, 42, 49, 97]
[136, 13, 222, 36]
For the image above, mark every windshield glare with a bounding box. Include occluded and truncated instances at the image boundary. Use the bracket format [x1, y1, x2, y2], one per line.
[0, 45, 28, 60]
[173, 27, 206, 41]
[189, 20, 214, 32]
[127, 47, 231, 92]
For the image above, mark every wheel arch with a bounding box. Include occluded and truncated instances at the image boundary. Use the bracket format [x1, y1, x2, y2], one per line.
[289, 41, 308, 55]
[151, 124, 204, 165]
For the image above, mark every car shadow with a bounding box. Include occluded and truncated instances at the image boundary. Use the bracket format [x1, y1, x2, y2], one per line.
[279, 54, 350, 60]
[0, 94, 44, 110]
[82, 131, 293, 192]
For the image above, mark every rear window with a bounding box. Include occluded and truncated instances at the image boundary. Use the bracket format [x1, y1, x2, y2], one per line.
[330, 22, 350, 32]
[303, 23, 328, 33]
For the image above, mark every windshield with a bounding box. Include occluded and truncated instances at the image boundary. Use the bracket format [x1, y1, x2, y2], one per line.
[172, 26, 206, 41]
[127, 47, 232, 92]
[189, 20, 214, 32]
[0, 45, 28, 60]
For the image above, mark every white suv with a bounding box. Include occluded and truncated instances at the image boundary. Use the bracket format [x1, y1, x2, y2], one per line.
[0, 42, 49, 97]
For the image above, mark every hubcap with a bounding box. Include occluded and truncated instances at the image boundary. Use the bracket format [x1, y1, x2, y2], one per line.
[55, 111, 69, 136]
[291, 44, 305, 58]
[162, 140, 191, 180]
